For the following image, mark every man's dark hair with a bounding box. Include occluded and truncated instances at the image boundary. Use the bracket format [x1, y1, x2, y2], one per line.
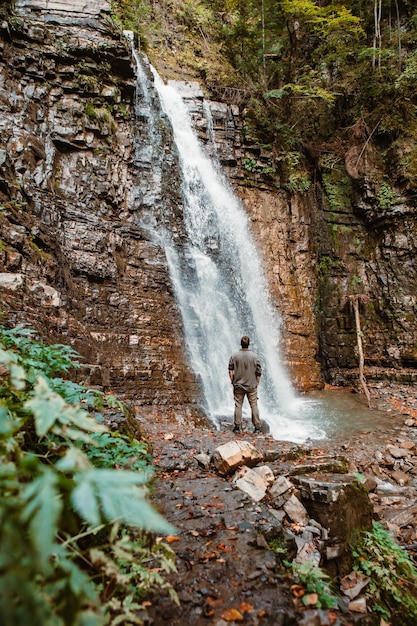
[241, 336, 250, 348]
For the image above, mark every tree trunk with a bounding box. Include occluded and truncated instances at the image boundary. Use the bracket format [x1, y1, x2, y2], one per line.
[351, 297, 372, 409]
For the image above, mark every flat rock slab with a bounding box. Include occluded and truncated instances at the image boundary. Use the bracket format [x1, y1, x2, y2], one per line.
[232, 466, 267, 502]
[15, 0, 110, 17]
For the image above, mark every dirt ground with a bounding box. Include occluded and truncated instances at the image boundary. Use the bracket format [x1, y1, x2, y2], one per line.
[136, 384, 417, 626]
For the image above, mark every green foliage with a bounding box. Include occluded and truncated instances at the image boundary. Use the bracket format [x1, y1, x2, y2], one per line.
[111, 0, 153, 46]
[244, 157, 261, 173]
[352, 522, 417, 624]
[0, 324, 80, 377]
[267, 536, 287, 556]
[116, 0, 417, 193]
[0, 325, 176, 626]
[83, 432, 152, 472]
[286, 561, 338, 609]
[377, 180, 393, 210]
[286, 172, 311, 194]
[243, 157, 276, 177]
[320, 159, 353, 212]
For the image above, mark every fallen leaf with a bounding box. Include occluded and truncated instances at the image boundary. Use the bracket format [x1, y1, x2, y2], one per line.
[203, 607, 215, 617]
[164, 433, 174, 440]
[221, 608, 244, 622]
[205, 596, 223, 607]
[190, 530, 200, 537]
[239, 602, 254, 612]
[291, 584, 305, 598]
[166, 535, 180, 543]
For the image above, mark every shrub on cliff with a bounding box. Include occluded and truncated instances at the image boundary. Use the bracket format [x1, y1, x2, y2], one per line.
[0, 325, 177, 626]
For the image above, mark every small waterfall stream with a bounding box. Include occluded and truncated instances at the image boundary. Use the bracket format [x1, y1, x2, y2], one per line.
[133, 50, 325, 442]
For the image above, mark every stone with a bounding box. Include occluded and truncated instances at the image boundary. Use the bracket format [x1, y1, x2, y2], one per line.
[283, 494, 309, 524]
[28, 281, 62, 306]
[211, 441, 263, 476]
[386, 445, 411, 458]
[383, 504, 417, 528]
[232, 466, 267, 502]
[296, 473, 373, 568]
[390, 470, 411, 486]
[253, 465, 275, 486]
[269, 508, 286, 523]
[348, 597, 367, 613]
[0, 273, 24, 290]
[399, 440, 415, 450]
[294, 542, 321, 566]
[363, 474, 377, 492]
[270, 475, 293, 498]
[374, 478, 404, 494]
[340, 571, 370, 600]
[326, 543, 345, 560]
[194, 453, 210, 469]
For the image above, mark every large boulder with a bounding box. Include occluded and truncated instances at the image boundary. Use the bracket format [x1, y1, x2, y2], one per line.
[211, 440, 263, 476]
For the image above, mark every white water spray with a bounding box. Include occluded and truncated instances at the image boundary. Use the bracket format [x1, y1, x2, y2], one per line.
[133, 52, 324, 442]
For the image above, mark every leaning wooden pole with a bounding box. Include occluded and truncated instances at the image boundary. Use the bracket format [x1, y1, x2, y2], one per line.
[349, 295, 372, 408]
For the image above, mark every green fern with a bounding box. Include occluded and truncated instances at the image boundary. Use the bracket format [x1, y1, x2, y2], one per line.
[353, 522, 417, 623]
[0, 325, 176, 626]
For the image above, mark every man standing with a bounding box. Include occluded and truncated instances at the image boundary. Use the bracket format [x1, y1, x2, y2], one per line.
[228, 336, 262, 433]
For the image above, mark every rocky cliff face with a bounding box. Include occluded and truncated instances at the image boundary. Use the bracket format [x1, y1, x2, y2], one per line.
[1, 0, 416, 412]
[180, 83, 417, 391]
[0, 0, 202, 409]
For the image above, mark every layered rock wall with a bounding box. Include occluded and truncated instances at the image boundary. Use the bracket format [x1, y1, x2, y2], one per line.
[0, 0, 201, 407]
[188, 88, 417, 389]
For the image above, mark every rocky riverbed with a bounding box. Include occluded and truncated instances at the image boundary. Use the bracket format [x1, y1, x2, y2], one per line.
[131, 383, 417, 626]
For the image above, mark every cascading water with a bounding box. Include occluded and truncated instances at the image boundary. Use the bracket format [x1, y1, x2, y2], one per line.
[132, 50, 325, 442]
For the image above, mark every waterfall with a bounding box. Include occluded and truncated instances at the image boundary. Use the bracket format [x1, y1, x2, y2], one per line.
[132, 51, 324, 442]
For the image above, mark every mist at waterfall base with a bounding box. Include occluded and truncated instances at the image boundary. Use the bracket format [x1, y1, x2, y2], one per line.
[133, 52, 388, 443]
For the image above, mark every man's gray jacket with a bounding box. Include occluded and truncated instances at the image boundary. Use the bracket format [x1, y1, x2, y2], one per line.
[228, 348, 262, 390]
